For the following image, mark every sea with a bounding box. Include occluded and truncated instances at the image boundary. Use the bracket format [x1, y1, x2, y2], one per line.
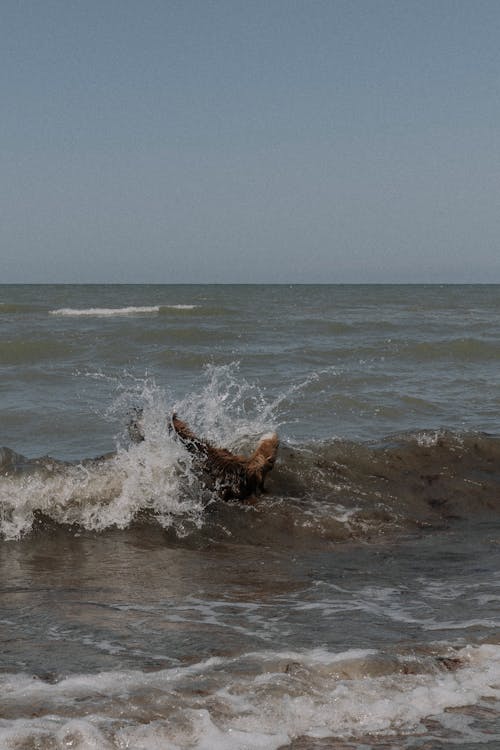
[1, 283, 500, 750]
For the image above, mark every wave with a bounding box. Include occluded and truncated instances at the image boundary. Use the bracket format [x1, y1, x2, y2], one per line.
[2, 426, 500, 542]
[2, 365, 500, 542]
[159, 304, 199, 312]
[0, 366, 274, 539]
[202, 428, 500, 547]
[0, 434, 205, 541]
[0, 642, 499, 749]
[49, 304, 197, 317]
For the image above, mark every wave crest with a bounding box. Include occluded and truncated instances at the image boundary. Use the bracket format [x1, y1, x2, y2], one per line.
[49, 304, 198, 317]
[3, 366, 500, 543]
[0, 442, 205, 540]
[0, 366, 279, 540]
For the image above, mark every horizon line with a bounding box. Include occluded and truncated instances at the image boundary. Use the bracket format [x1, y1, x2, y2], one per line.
[2, 281, 500, 287]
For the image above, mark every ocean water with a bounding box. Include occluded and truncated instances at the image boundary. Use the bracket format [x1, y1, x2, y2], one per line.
[1, 283, 500, 749]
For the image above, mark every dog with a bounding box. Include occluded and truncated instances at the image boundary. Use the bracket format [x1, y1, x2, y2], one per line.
[171, 414, 279, 502]
[128, 409, 279, 501]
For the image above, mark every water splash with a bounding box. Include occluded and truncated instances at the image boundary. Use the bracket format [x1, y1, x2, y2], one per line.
[0, 366, 281, 539]
[173, 362, 279, 450]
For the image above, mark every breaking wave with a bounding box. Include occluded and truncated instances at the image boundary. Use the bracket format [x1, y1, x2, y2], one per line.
[1, 364, 500, 542]
[0, 378, 205, 540]
[1, 643, 499, 749]
[0, 366, 278, 540]
[49, 304, 197, 316]
[2, 427, 500, 543]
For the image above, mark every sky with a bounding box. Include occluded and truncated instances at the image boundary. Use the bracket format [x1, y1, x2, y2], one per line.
[1, 0, 499, 283]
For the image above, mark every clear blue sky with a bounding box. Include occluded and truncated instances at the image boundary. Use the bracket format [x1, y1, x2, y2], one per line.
[2, 0, 499, 283]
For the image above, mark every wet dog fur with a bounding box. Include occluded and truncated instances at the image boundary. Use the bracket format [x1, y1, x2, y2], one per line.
[127, 409, 279, 501]
[171, 415, 279, 501]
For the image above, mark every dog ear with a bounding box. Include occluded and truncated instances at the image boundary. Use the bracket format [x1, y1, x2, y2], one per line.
[246, 432, 279, 493]
[254, 433, 279, 468]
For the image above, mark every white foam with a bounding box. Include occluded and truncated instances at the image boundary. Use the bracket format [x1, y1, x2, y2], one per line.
[173, 363, 279, 448]
[0, 439, 206, 539]
[49, 306, 161, 316]
[49, 304, 198, 316]
[0, 368, 281, 539]
[0, 381, 206, 539]
[0, 644, 499, 749]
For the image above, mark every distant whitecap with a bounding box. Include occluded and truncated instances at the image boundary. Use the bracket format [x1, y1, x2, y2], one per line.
[49, 304, 197, 317]
[49, 306, 160, 316]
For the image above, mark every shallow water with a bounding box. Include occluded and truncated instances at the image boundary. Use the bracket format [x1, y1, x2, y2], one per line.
[1, 284, 500, 748]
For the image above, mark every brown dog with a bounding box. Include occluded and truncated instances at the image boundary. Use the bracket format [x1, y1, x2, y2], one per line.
[171, 414, 279, 501]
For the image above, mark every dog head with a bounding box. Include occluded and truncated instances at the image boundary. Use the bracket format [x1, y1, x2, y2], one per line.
[247, 432, 279, 493]
[255, 432, 279, 469]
